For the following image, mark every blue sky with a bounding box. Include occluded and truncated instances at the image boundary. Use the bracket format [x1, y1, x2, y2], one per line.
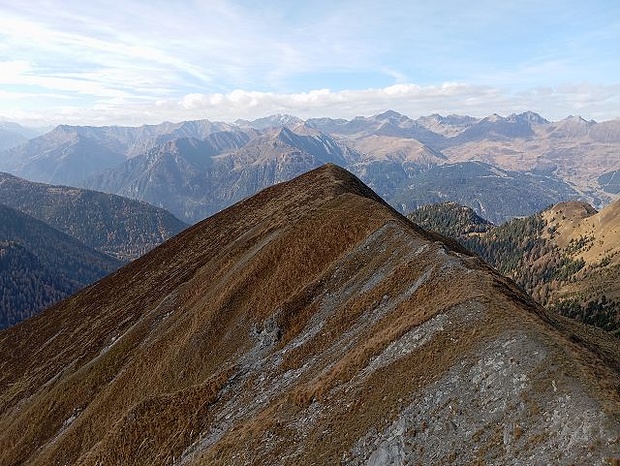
[0, 0, 618, 126]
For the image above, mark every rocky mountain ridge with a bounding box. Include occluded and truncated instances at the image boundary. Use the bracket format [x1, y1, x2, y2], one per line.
[0, 165, 618, 465]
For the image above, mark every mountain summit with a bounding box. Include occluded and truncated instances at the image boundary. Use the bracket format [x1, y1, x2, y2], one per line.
[1, 164, 618, 465]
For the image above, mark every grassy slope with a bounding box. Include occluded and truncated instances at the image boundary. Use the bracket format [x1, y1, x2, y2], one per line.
[0, 165, 618, 465]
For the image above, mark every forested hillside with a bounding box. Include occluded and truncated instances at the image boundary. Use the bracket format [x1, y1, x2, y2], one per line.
[0, 241, 76, 327]
[408, 202, 620, 336]
[0, 205, 121, 328]
[0, 172, 187, 260]
[407, 202, 493, 237]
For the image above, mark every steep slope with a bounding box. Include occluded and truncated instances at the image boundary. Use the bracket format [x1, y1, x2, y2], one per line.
[0, 172, 187, 260]
[0, 204, 121, 328]
[1, 165, 618, 465]
[87, 128, 361, 223]
[0, 120, 235, 185]
[410, 200, 620, 335]
[540, 200, 620, 325]
[235, 113, 304, 129]
[347, 135, 447, 166]
[469, 199, 620, 313]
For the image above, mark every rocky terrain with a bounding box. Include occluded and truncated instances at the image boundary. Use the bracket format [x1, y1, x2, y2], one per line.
[1, 165, 618, 465]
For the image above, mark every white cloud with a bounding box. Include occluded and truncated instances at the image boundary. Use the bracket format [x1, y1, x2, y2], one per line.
[163, 83, 620, 122]
[2, 82, 618, 127]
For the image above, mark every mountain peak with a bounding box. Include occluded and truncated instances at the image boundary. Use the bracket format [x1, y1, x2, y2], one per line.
[236, 113, 304, 129]
[485, 113, 505, 122]
[564, 115, 594, 124]
[266, 163, 389, 207]
[1, 161, 619, 464]
[545, 200, 598, 220]
[375, 109, 407, 121]
[506, 111, 549, 124]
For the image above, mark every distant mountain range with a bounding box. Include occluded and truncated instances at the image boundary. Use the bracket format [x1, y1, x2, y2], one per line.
[0, 121, 48, 151]
[84, 127, 359, 222]
[1, 111, 618, 224]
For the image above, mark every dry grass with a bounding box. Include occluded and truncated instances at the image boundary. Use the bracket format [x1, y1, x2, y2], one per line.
[1, 165, 619, 466]
[81, 366, 236, 466]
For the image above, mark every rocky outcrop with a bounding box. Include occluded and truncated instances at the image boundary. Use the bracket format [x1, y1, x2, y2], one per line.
[0, 165, 618, 465]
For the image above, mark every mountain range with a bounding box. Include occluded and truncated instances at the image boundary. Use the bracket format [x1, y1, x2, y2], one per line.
[1, 165, 618, 464]
[1, 111, 618, 224]
[0, 121, 47, 151]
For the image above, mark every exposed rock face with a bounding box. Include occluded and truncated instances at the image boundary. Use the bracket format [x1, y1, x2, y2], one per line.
[0, 164, 618, 465]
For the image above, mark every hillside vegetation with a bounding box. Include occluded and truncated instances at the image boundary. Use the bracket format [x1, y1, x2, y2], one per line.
[0, 205, 120, 328]
[0, 165, 618, 465]
[409, 200, 620, 336]
[0, 172, 187, 260]
[0, 241, 77, 327]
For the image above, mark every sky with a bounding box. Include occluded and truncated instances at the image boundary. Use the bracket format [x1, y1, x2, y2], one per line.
[0, 0, 619, 126]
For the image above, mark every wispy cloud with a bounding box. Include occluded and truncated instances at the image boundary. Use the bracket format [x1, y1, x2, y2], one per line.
[0, 0, 618, 125]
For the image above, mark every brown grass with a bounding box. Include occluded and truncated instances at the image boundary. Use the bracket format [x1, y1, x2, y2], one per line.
[80, 366, 236, 465]
[1, 165, 619, 465]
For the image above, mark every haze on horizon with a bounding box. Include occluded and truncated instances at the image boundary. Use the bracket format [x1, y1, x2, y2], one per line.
[0, 0, 619, 127]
